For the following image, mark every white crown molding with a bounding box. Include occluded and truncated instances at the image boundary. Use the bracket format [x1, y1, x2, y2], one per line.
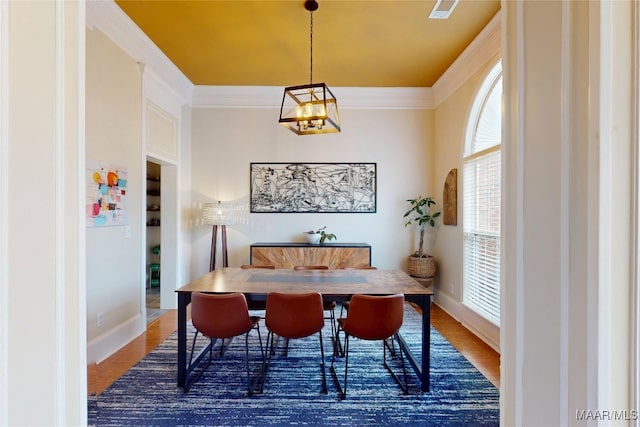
[192, 85, 434, 109]
[336, 87, 434, 109]
[191, 86, 282, 109]
[86, 0, 193, 105]
[432, 11, 501, 107]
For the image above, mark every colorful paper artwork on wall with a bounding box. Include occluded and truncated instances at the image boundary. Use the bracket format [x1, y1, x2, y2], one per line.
[86, 160, 128, 227]
[250, 162, 377, 213]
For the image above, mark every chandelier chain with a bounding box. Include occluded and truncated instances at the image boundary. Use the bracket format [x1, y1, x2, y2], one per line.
[309, 10, 313, 84]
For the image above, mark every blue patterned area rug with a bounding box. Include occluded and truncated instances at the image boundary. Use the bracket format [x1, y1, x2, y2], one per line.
[88, 305, 499, 426]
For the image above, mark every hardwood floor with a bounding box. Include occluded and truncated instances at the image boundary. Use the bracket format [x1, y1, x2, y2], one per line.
[430, 304, 500, 387]
[87, 303, 500, 396]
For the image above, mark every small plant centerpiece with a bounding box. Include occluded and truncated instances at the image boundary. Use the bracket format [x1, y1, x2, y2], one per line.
[403, 196, 441, 278]
[304, 226, 337, 245]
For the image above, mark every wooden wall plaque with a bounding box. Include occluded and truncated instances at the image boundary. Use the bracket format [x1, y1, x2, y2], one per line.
[443, 168, 457, 225]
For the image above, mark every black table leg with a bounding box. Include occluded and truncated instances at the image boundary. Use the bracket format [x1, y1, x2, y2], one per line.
[398, 294, 431, 392]
[177, 292, 191, 387]
[421, 294, 431, 392]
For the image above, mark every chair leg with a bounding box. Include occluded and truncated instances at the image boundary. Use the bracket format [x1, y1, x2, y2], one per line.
[332, 333, 408, 399]
[244, 331, 252, 396]
[188, 330, 200, 367]
[255, 330, 275, 394]
[333, 317, 345, 357]
[185, 332, 214, 393]
[325, 305, 341, 357]
[266, 333, 286, 357]
[258, 330, 327, 395]
[255, 324, 265, 361]
[330, 333, 349, 400]
[188, 331, 214, 370]
[339, 303, 346, 319]
[331, 309, 337, 345]
[384, 336, 397, 357]
[319, 329, 328, 394]
[329, 307, 336, 341]
[247, 324, 265, 395]
[342, 335, 349, 399]
[383, 333, 409, 394]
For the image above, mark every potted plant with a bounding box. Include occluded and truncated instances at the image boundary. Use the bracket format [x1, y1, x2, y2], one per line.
[403, 196, 441, 278]
[303, 226, 337, 245]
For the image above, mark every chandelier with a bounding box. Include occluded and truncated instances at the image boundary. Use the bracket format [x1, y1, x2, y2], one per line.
[278, 0, 340, 135]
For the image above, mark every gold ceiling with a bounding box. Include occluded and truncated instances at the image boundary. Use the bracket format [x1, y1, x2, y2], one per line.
[115, 0, 500, 88]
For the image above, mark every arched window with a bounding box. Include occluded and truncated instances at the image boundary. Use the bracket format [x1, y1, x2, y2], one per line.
[463, 61, 502, 325]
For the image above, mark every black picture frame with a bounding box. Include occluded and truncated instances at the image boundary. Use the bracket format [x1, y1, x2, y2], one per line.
[250, 162, 377, 213]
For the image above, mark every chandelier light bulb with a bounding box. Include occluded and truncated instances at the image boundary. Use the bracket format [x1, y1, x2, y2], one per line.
[304, 102, 314, 117]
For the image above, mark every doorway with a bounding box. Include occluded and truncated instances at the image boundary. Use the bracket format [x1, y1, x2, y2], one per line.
[144, 158, 179, 324]
[146, 160, 165, 324]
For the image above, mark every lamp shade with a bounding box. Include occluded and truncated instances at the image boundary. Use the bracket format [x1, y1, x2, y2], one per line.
[279, 83, 340, 135]
[202, 201, 236, 226]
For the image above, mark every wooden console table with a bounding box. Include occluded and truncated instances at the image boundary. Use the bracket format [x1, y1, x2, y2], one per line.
[250, 242, 371, 269]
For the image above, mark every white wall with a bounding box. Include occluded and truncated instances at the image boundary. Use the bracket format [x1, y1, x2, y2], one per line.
[85, 27, 145, 363]
[1, 1, 86, 424]
[501, 1, 635, 425]
[190, 106, 434, 277]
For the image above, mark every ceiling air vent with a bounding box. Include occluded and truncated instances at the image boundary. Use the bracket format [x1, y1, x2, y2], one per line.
[428, 0, 459, 19]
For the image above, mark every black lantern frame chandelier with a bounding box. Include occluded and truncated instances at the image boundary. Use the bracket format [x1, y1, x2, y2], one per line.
[278, 0, 341, 135]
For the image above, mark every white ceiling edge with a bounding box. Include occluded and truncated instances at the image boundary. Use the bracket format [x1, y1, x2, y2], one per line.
[191, 85, 434, 110]
[88, 0, 500, 111]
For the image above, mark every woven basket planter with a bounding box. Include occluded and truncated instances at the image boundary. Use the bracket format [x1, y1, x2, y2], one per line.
[407, 255, 436, 278]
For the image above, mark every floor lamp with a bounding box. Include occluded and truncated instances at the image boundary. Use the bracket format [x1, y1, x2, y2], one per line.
[202, 201, 235, 271]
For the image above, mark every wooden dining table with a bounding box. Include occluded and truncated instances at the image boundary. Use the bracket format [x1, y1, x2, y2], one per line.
[175, 267, 434, 392]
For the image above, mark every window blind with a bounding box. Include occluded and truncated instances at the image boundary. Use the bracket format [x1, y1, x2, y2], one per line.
[463, 148, 501, 325]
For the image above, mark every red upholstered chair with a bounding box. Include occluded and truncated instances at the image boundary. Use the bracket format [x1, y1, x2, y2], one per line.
[292, 265, 337, 344]
[336, 266, 379, 355]
[340, 266, 378, 312]
[330, 293, 408, 399]
[259, 292, 328, 394]
[240, 264, 275, 310]
[189, 292, 264, 395]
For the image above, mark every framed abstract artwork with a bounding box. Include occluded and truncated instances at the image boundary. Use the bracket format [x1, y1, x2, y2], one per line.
[86, 159, 129, 227]
[250, 162, 377, 213]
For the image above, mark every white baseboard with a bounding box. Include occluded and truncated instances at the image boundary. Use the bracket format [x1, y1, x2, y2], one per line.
[87, 313, 145, 364]
[433, 291, 500, 353]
